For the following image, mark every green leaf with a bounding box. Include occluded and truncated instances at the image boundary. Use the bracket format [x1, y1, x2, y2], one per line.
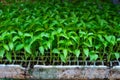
[1, 32, 9, 38]
[66, 40, 73, 46]
[50, 20, 58, 27]
[117, 38, 120, 42]
[83, 42, 91, 47]
[39, 46, 44, 55]
[90, 54, 98, 61]
[30, 36, 41, 45]
[98, 34, 104, 42]
[24, 45, 31, 54]
[24, 33, 32, 37]
[9, 42, 14, 50]
[63, 49, 67, 58]
[111, 39, 116, 45]
[59, 33, 69, 39]
[57, 28, 62, 33]
[3, 44, 9, 51]
[88, 37, 92, 46]
[95, 44, 101, 50]
[18, 31, 23, 36]
[46, 41, 51, 49]
[60, 19, 65, 24]
[0, 36, 3, 40]
[44, 45, 48, 50]
[79, 30, 86, 37]
[60, 54, 66, 63]
[114, 52, 120, 60]
[10, 30, 16, 34]
[13, 36, 20, 42]
[70, 36, 78, 43]
[15, 44, 24, 51]
[53, 48, 60, 54]
[109, 36, 116, 45]
[6, 52, 12, 62]
[74, 49, 80, 58]
[0, 49, 5, 58]
[51, 31, 57, 36]
[103, 41, 108, 47]
[58, 40, 65, 44]
[83, 48, 89, 57]
[105, 35, 116, 45]
[41, 32, 49, 38]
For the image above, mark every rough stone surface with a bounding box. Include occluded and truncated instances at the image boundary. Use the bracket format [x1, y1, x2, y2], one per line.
[1, 65, 120, 79]
[32, 66, 110, 79]
[32, 68, 58, 79]
[57, 68, 86, 79]
[84, 68, 109, 79]
[0, 65, 32, 79]
[109, 68, 120, 79]
[32, 66, 120, 80]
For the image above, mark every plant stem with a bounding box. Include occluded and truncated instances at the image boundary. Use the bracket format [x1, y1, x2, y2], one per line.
[50, 42, 52, 64]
